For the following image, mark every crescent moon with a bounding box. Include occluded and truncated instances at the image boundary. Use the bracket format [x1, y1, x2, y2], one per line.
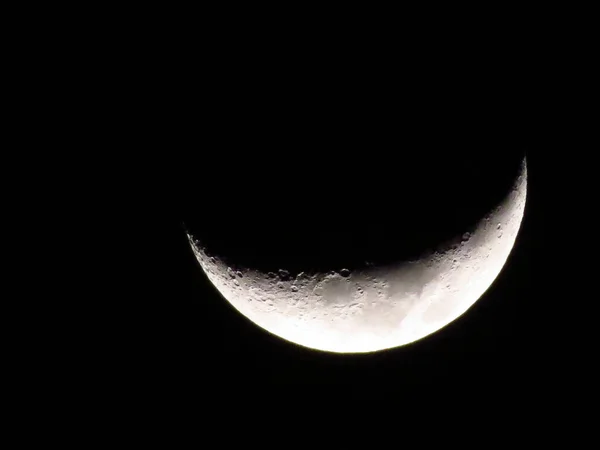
[188, 158, 527, 353]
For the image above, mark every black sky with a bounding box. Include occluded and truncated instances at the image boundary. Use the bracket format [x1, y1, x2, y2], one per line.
[11, 11, 590, 423]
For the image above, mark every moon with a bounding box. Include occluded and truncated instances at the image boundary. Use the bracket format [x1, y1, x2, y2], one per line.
[186, 157, 527, 353]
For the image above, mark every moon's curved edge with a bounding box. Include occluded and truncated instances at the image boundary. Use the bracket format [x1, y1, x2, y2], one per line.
[187, 157, 528, 354]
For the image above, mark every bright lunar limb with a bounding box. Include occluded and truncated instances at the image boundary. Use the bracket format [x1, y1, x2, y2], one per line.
[188, 158, 527, 353]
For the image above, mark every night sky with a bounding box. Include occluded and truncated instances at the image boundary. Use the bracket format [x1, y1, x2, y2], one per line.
[17, 14, 588, 420]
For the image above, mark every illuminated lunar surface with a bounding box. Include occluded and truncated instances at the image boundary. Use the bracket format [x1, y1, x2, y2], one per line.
[188, 159, 527, 353]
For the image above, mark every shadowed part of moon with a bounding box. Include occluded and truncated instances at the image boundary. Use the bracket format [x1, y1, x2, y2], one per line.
[184, 151, 524, 275]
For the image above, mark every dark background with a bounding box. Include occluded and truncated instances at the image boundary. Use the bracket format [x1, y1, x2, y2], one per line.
[77, 35, 581, 399]
[8, 7, 592, 427]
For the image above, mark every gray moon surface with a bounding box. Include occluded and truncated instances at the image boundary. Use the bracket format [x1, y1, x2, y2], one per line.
[188, 158, 527, 353]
